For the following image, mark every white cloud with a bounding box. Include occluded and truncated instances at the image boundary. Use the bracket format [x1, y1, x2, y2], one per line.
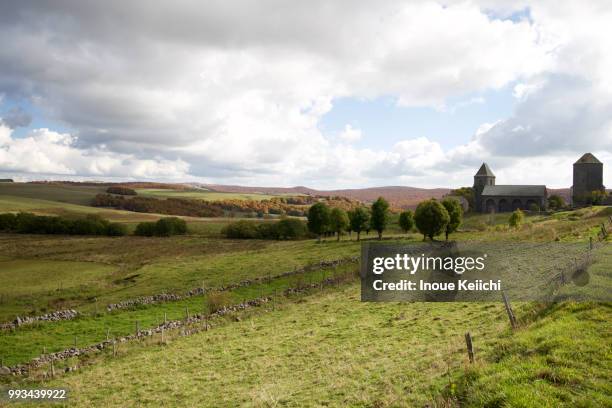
[338, 125, 362, 143]
[0, 124, 190, 179]
[0, 1, 609, 189]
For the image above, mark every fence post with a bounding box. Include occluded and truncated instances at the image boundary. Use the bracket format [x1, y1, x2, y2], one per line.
[502, 291, 517, 329]
[161, 327, 165, 344]
[164, 312, 167, 325]
[464, 332, 474, 363]
[135, 321, 140, 336]
[106, 328, 110, 342]
[51, 359, 55, 377]
[185, 307, 189, 321]
[112, 340, 116, 357]
[589, 237, 593, 250]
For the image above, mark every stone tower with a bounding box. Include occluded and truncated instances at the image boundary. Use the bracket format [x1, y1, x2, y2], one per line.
[473, 163, 495, 212]
[572, 153, 604, 205]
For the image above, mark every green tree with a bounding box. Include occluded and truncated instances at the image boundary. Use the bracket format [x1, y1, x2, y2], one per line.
[370, 197, 390, 240]
[329, 208, 350, 241]
[449, 187, 474, 212]
[509, 209, 524, 228]
[398, 210, 414, 234]
[414, 199, 450, 241]
[441, 198, 463, 241]
[348, 207, 370, 241]
[547, 194, 565, 210]
[307, 202, 331, 242]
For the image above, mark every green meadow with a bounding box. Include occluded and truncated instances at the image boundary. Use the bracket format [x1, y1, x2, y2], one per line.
[0, 183, 610, 407]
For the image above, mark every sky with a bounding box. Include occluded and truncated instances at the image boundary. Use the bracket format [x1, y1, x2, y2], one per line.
[0, 0, 611, 189]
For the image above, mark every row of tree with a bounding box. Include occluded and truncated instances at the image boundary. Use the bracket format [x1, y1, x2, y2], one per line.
[306, 197, 464, 242]
[0, 212, 127, 236]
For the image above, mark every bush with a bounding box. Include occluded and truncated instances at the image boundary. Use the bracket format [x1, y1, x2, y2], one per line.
[0, 213, 17, 231]
[206, 291, 232, 313]
[0, 212, 126, 236]
[509, 209, 524, 228]
[221, 220, 260, 239]
[106, 186, 137, 195]
[155, 217, 187, 236]
[134, 222, 158, 237]
[134, 217, 188, 237]
[221, 219, 308, 240]
[275, 218, 308, 240]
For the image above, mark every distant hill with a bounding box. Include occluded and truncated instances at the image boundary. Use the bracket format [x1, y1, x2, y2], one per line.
[199, 184, 451, 209]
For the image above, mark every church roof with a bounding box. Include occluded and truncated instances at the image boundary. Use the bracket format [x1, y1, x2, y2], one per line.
[475, 163, 495, 177]
[481, 185, 547, 197]
[574, 153, 602, 164]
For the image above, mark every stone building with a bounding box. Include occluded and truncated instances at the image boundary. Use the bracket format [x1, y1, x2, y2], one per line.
[571, 153, 605, 205]
[473, 163, 547, 213]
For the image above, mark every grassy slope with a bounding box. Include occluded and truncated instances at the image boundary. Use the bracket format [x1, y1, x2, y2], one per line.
[135, 188, 288, 201]
[0, 183, 106, 206]
[19, 286, 508, 407]
[10, 246, 609, 407]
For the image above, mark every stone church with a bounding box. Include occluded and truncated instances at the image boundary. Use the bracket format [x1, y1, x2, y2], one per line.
[473, 153, 606, 213]
[473, 163, 547, 213]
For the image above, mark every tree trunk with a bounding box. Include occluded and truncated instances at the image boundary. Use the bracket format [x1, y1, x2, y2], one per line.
[317, 234, 321, 243]
[378, 231, 382, 240]
[357, 231, 361, 241]
[337, 232, 340, 241]
[445, 230, 449, 241]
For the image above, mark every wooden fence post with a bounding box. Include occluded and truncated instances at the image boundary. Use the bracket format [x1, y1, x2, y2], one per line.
[502, 291, 517, 329]
[464, 332, 474, 363]
[112, 340, 116, 357]
[161, 327, 165, 344]
[106, 328, 110, 342]
[164, 312, 167, 325]
[51, 359, 55, 377]
[589, 237, 593, 250]
[135, 321, 140, 336]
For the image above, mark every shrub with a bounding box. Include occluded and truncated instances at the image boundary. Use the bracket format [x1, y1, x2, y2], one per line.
[134, 217, 187, 237]
[547, 194, 565, 210]
[0, 213, 17, 231]
[0, 212, 126, 236]
[275, 218, 308, 240]
[134, 222, 158, 237]
[106, 186, 137, 195]
[221, 220, 260, 239]
[155, 217, 187, 236]
[221, 219, 307, 240]
[509, 209, 524, 228]
[206, 291, 232, 313]
[528, 203, 540, 212]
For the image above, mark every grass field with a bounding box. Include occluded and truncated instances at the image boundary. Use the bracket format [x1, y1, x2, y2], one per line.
[0, 196, 610, 407]
[0, 183, 106, 206]
[136, 188, 294, 201]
